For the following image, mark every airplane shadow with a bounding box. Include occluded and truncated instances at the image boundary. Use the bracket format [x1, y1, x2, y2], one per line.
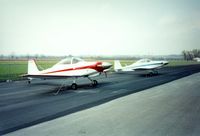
[138, 73, 163, 77]
[35, 81, 112, 95]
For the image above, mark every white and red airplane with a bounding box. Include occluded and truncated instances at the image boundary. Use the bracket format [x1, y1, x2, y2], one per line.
[24, 56, 112, 90]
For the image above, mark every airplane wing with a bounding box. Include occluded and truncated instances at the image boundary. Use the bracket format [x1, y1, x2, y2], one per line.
[133, 67, 156, 71]
[23, 74, 81, 78]
[132, 64, 161, 71]
[23, 71, 100, 79]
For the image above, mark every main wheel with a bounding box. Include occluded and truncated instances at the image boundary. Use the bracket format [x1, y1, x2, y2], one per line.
[71, 83, 78, 90]
[154, 71, 158, 75]
[149, 72, 154, 77]
[92, 80, 98, 87]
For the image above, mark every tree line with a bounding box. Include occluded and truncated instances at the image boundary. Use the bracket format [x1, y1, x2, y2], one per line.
[182, 49, 200, 60]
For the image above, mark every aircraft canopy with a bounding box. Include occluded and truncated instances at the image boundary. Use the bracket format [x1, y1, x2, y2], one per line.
[136, 59, 152, 64]
[56, 57, 84, 65]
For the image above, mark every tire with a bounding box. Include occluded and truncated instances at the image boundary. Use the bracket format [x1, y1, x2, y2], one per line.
[71, 83, 78, 90]
[155, 71, 158, 75]
[149, 72, 153, 77]
[92, 80, 98, 87]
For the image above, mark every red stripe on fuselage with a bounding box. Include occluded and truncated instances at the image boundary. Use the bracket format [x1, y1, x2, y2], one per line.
[43, 62, 104, 74]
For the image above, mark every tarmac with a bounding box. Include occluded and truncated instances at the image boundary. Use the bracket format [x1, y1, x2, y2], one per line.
[5, 71, 200, 136]
[1, 65, 200, 135]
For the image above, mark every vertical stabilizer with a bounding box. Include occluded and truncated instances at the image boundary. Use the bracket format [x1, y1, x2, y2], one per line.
[28, 59, 39, 74]
[114, 60, 123, 72]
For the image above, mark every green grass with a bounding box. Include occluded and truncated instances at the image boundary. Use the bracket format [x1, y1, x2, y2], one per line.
[0, 60, 58, 81]
[0, 59, 199, 81]
[167, 60, 199, 66]
[106, 60, 199, 67]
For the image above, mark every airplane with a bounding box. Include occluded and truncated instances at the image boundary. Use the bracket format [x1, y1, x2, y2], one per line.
[114, 59, 168, 76]
[193, 57, 200, 62]
[24, 56, 112, 90]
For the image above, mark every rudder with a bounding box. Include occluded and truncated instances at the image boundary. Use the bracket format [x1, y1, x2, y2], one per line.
[28, 59, 39, 74]
[114, 60, 122, 72]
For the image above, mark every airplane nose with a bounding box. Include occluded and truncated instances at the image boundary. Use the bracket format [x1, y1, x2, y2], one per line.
[102, 62, 112, 69]
[163, 61, 169, 65]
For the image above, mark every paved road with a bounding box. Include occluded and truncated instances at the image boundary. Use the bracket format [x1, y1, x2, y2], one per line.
[0, 65, 200, 135]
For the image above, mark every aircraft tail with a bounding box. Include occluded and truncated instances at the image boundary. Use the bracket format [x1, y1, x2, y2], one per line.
[28, 59, 39, 75]
[114, 60, 123, 72]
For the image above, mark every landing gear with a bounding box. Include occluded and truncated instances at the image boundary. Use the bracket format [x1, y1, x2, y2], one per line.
[147, 70, 158, 77]
[27, 78, 32, 84]
[92, 80, 98, 87]
[87, 77, 98, 87]
[149, 72, 154, 77]
[28, 80, 31, 84]
[71, 83, 78, 90]
[70, 78, 98, 90]
[70, 78, 78, 90]
[54, 77, 98, 95]
[153, 70, 158, 75]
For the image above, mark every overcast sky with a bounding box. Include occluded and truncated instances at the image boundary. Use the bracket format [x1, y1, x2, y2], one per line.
[0, 0, 200, 56]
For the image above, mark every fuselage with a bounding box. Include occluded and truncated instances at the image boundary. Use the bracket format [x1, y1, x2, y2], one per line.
[37, 61, 105, 77]
[26, 57, 112, 78]
[126, 60, 168, 71]
[115, 59, 168, 72]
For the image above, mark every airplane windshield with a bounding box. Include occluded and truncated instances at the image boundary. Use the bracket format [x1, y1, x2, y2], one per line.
[56, 57, 84, 65]
[72, 58, 83, 64]
[136, 59, 152, 63]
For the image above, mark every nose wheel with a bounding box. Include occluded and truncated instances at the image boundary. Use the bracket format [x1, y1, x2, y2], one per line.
[87, 77, 98, 87]
[92, 80, 98, 87]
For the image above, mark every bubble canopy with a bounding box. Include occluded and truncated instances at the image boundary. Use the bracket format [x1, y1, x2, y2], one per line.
[56, 57, 84, 65]
[135, 59, 151, 64]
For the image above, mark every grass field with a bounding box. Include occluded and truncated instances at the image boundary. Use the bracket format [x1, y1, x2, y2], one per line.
[0, 60, 58, 81]
[0, 59, 199, 81]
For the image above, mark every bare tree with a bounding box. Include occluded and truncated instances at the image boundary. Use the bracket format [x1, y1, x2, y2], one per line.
[182, 49, 200, 60]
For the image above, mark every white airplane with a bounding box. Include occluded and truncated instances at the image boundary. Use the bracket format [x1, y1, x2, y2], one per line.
[193, 57, 200, 62]
[24, 56, 112, 90]
[114, 59, 168, 75]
